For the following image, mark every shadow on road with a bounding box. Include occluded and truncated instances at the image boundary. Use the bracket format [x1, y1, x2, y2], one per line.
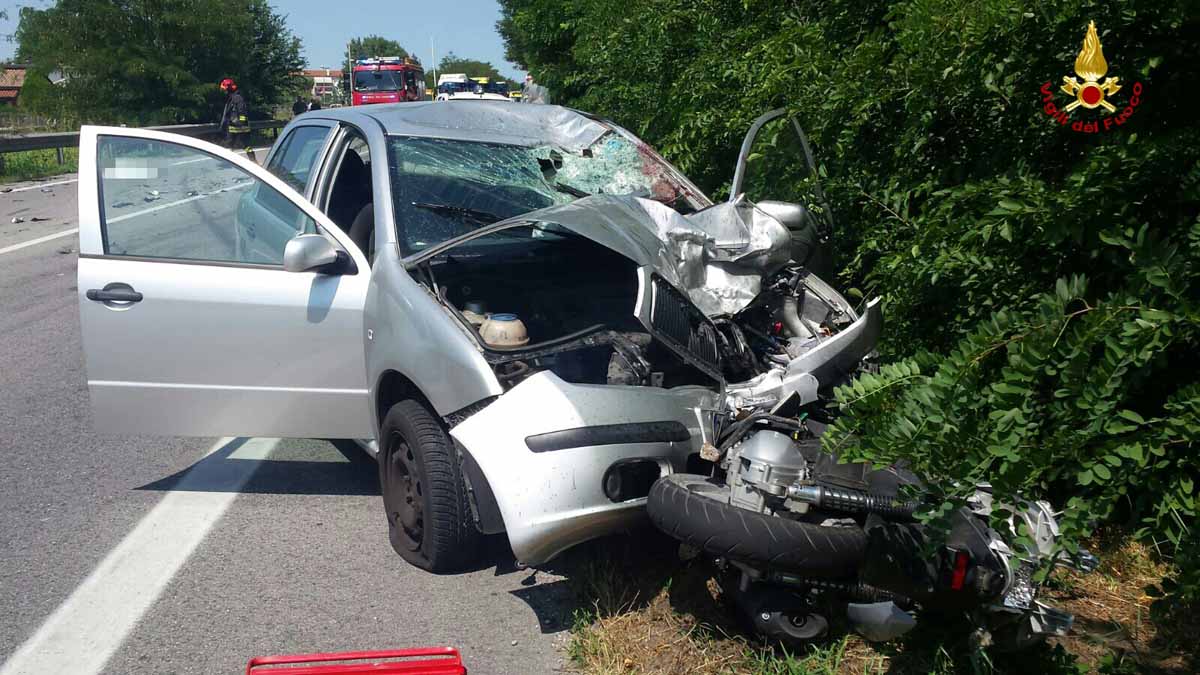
[136, 437, 380, 496]
[506, 526, 714, 637]
[131, 438, 722, 644]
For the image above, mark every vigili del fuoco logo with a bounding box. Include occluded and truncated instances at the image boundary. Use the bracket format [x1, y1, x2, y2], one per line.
[1040, 21, 1143, 134]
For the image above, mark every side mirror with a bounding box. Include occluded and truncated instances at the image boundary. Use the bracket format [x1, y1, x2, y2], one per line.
[755, 200, 812, 231]
[283, 234, 347, 274]
[755, 200, 832, 278]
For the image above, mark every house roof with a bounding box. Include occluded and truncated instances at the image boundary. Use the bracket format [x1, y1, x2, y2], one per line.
[0, 67, 27, 89]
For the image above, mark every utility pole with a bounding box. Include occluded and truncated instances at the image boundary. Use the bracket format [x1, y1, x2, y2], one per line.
[430, 36, 437, 92]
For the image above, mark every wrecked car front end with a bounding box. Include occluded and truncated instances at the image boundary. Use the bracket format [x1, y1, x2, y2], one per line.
[364, 103, 878, 566]
[403, 193, 878, 566]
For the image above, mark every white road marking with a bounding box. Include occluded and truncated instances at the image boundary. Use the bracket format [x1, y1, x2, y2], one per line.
[0, 144, 269, 256]
[106, 180, 253, 224]
[228, 440, 285, 460]
[3, 178, 78, 193]
[0, 180, 251, 257]
[0, 228, 79, 256]
[0, 436, 279, 675]
[171, 155, 218, 166]
[0, 147, 270, 194]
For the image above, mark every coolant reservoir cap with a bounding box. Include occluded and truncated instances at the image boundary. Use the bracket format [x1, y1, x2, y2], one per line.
[480, 313, 530, 347]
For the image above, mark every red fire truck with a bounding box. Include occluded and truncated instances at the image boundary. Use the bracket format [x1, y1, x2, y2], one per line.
[351, 57, 425, 106]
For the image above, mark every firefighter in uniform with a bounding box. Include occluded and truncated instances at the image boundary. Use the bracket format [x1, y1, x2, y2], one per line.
[219, 78, 251, 157]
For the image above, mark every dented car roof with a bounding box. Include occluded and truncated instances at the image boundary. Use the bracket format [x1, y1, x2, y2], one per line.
[311, 101, 610, 151]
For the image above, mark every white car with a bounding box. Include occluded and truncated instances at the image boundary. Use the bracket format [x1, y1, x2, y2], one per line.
[435, 74, 512, 102]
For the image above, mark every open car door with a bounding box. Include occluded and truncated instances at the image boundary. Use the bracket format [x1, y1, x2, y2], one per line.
[76, 126, 373, 438]
[729, 109, 834, 278]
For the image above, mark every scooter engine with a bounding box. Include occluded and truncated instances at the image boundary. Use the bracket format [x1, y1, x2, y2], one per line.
[726, 430, 814, 515]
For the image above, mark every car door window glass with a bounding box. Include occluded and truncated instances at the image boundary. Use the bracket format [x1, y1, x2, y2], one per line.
[327, 135, 372, 230]
[98, 135, 317, 265]
[267, 125, 329, 193]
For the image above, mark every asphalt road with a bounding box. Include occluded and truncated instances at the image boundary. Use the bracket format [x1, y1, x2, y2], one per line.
[0, 160, 577, 674]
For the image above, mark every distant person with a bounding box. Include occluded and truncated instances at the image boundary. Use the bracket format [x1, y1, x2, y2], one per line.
[308, 97, 322, 111]
[218, 78, 251, 156]
[292, 96, 307, 117]
[522, 74, 549, 104]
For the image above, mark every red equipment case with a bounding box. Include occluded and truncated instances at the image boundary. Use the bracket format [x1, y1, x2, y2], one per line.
[246, 647, 465, 674]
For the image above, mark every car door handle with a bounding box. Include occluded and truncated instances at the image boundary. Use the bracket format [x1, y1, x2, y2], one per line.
[86, 286, 143, 303]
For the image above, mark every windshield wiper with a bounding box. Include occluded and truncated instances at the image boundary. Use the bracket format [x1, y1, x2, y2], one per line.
[552, 181, 590, 198]
[411, 201, 504, 225]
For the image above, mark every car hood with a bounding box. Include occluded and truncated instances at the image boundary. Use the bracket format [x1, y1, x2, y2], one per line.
[406, 194, 792, 316]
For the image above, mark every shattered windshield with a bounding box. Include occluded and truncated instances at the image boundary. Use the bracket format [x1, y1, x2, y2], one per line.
[387, 133, 698, 254]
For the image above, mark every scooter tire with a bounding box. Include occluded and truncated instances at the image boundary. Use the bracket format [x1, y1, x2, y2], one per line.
[648, 473, 868, 577]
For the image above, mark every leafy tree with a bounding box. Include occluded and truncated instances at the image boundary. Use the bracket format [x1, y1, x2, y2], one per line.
[349, 35, 409, 60]
[343, 35, 409, 73]
[498, 0, 1200, 613]
[15, 0, 303, 125]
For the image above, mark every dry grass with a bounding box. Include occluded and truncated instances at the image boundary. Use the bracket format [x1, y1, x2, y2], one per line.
[562, 532, 1196, 675]
[1044, 536, 1196, 673]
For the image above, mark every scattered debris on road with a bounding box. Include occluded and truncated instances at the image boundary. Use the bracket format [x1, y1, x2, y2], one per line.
[31, 217, 50, 222]
[111, 201, 134, 208]
[11, 216, 23, 223]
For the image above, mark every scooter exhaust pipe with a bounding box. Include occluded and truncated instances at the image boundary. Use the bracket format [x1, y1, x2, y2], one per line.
[789, 484, 919, 520]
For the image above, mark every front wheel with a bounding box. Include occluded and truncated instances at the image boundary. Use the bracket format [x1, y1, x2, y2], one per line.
[647, 473, 868, 576]
[379, 399, 479, 573]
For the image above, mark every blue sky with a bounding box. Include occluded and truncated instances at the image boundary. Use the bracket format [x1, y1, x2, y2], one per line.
[272, 0, 522, 78]
[1, 0, 523, 78]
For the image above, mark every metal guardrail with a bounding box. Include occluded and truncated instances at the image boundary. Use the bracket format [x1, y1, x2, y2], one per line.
[0, 120, 286, 169]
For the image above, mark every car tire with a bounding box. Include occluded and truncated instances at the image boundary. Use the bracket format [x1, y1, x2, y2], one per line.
[647, 473, 868, 577]
[379, 399, 479, 573]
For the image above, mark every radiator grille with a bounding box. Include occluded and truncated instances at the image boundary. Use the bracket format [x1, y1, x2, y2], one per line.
[650, 275, 722, 381]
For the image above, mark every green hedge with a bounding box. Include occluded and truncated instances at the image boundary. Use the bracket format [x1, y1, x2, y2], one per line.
[500, 0, 1199, 608]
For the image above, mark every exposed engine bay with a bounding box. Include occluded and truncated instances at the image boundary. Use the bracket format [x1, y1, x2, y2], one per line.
[413, 199, 877, 403]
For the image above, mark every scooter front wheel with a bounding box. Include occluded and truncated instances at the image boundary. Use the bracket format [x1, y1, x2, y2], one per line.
[647, 473, 869, 576]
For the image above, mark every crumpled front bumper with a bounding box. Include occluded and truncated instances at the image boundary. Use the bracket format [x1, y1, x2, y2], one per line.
[449, 294, 883, 567]
[450, 372, 718, 566]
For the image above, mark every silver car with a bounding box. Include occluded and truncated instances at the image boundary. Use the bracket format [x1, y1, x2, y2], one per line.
[77, 102, 880, 572]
